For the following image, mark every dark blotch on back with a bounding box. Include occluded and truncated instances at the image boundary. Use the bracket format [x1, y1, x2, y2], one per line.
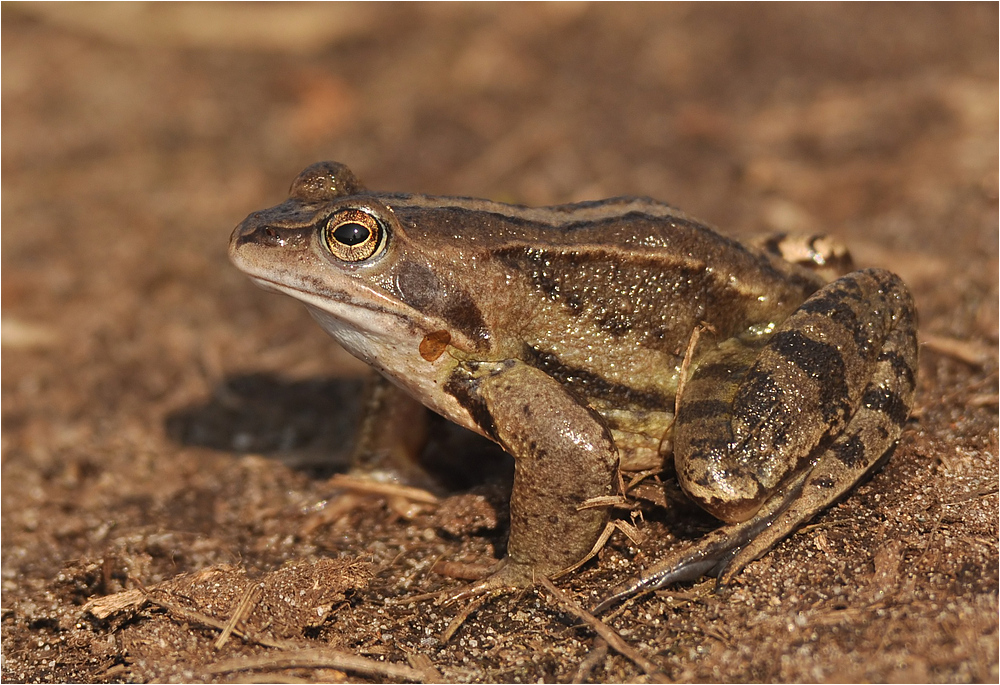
[831, 433, 867, 467]
[524, 346, 670, 410]
[877, 350, 916, 389]
[797, 283, 872, 357]
[497, 246, 742, 350]
[676, 399, 730, 424]
[596, 313, 633, 336]
[862, 386, 911, 427]
[770, 330, 852, 424]
[690, 361, 752, 382]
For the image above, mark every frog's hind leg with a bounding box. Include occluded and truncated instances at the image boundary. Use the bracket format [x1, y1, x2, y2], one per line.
[712, 372, 910, 586]
[596, 269, 917, 611]
[677, 268, 917, 524]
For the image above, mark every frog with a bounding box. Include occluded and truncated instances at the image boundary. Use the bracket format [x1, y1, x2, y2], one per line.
[229, 161, 918, 608]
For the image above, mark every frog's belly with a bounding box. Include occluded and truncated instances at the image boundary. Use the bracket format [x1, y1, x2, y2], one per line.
[602, 408, 674, 471]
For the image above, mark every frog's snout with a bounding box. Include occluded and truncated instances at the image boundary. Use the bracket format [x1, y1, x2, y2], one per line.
[231, 216, 311, 255]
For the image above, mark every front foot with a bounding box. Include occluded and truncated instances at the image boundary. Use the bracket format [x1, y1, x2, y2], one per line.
[443, 558, 543, 606]
[434, 559, 555, 642]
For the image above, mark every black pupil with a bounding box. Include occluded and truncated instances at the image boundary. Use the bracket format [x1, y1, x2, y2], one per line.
[333, 222, 371, 246]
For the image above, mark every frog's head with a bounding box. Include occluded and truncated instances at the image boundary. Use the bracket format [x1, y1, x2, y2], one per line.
[229, 162, 493, 379]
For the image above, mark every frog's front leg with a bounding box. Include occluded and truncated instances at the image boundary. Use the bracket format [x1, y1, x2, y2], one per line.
[599, 268, 917, 610]
[350, 374, 433, 487]
[446, 360, 619, 592]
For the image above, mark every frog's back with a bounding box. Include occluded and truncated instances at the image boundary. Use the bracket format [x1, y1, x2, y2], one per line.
[386, 192, 825, 416]
[388, 192, 823, 343]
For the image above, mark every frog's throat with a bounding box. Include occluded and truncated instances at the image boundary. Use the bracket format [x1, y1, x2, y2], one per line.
[245, 273, 424, 361]
[305, 303, 410, 367]
[303, 302, 484, 438]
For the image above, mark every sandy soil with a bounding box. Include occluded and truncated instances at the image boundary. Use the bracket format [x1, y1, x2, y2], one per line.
[2, 4, 997, 683]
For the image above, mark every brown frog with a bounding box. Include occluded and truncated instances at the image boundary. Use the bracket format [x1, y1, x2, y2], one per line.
[229, 162, 917, 607]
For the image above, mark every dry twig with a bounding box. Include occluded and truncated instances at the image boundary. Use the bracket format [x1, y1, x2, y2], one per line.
[114, 585, 428, 683]
[441, 592, 491, 642]
[674, 322, 715, 415]
[326, 473, 440, 504]
[206, 647, 426, 682]
[405, 650, 445, 682]
[539, 576, 669, 680]
[432, 560, 494, 581]
[921, 333, 994, 367]
[82, 588, 146, 620]
[552, 522, 618, 579]
[215, 583, 262, 650]
[571, 637, 609, 683]
[141, 591, 287, 649]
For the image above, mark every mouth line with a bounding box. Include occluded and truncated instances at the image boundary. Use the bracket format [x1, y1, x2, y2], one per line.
[246, 274, 413, 328]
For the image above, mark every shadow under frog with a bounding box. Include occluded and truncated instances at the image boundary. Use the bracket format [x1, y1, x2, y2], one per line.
[164, 372, 510, 488]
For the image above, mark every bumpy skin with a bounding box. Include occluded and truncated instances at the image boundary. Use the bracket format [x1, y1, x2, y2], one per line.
[229, 162, 918, 605]
[596, 268, 918, 611]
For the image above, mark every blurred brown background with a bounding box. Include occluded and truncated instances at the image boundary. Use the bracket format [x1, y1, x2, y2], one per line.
[3, 3, 997, 682]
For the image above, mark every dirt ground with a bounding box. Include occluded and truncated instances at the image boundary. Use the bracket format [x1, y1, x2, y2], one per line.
[2, 3, 997, 683]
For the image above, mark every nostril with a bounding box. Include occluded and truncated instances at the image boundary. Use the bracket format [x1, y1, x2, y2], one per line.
[261, 226, 287, 247]
[233, 220, 308, 249]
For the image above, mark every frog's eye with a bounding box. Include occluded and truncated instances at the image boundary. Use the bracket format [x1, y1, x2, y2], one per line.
[322, 209, 386, 262]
